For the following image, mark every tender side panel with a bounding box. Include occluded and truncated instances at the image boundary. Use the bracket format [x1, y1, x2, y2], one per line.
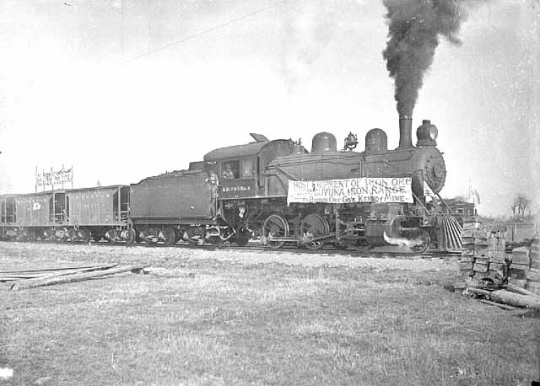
[130, 172, 212, 221]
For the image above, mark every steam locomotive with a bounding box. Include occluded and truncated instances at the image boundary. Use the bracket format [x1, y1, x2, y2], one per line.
[0, 117, 462, 253]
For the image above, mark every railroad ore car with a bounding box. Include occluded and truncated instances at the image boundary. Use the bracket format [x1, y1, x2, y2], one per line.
[0, 185, 129, 242]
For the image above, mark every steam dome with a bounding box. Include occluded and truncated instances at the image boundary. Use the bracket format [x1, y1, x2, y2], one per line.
[311, 132, 337, 154]
[365, 128, 388, 153]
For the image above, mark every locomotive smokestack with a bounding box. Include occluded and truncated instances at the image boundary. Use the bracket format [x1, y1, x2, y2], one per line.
[398, 115, 413, 149]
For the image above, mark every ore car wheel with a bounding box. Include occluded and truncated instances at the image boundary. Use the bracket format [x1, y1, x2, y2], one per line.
[410, 229, 430, 254]
[105, 229, 118, 244]
[126, 228, 137, 245]
[162, 227, 177, 246]
[67, 229, 76, 242]
[76, 228, 91, 242]
[27, 230, 37, 242]
[300, 214, 329, 251]
[262, 214, 289, 249]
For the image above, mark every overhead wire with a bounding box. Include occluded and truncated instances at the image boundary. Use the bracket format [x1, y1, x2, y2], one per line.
[120, 2, 284, 66]
[9, 1, 284, 105]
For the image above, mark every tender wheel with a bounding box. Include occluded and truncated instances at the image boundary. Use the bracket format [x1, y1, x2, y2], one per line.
[410, 229, 430, 254]
[186, 227, 205, 246]
[262, 214, 289, 249]
[162, 227, 177, 246]
[300, 214, 329, 251]
[140, 230, 158, 245]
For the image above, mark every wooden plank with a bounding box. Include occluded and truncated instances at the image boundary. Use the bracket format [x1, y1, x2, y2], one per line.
[506, 283, 540, 298]
[526, 281, 540, 296]
[488, 263, 504, 273]
[3, 264, 120, 284]
[459, 261, 474, 270]
[508, 278, 528, 288]
[473, 262, 488, 273]
[478, 299, 517, 310]
[527, 270, 540, 282]
[10, 265, 147, 291]
[0, 264, 118, 275]
[490, 290, 540, 309]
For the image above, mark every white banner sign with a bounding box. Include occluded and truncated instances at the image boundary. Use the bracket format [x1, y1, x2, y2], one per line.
[287, 177, 413, 204]
[36, 168, 73, 187]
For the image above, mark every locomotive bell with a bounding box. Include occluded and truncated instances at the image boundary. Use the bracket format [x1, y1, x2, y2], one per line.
[365, 128, 388, 153]
[311, 132, 337, 154]
[416, 119, 438, 146]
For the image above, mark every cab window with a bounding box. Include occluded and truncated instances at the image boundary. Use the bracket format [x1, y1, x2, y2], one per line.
[241, 159, 256, 178]
[221, 161, 239, 180]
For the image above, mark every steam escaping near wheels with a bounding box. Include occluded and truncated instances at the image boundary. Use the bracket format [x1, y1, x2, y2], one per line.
[383, 230, 430, 254]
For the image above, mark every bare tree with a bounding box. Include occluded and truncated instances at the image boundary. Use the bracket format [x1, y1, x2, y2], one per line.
[519, 195, 530, 220]
[511, 198, 518, 220]
[512, 194, 531, 221]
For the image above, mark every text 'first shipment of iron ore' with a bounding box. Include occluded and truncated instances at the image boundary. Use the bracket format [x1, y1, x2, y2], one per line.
[287, 177, 414, 204]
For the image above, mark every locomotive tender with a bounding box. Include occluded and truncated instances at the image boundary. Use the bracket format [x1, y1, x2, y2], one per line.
[0, 117, 462, 252]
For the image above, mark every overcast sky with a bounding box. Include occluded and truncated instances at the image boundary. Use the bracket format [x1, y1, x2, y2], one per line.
[0, 0, 538, 217]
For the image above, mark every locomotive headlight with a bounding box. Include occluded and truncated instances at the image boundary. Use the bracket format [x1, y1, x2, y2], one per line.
[416, 119, 438, 146]
[428, 126, 438, 140]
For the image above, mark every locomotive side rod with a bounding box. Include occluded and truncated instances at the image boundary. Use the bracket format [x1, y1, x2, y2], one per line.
[267, 233, 336, 244]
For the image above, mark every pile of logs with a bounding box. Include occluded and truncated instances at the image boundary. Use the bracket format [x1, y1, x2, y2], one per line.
[0, 264, 147, 291]
[467, 284, 540, 311]
[457, 222, 540, 310]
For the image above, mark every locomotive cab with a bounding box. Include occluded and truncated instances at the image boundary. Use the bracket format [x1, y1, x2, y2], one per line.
[203, 134, 299, 200]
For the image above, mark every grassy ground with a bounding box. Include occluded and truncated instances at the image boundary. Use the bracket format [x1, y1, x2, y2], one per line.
[1, 243, 539, 386]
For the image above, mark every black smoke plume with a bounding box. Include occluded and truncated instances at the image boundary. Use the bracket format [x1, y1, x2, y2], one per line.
[383, 0, 473, 117]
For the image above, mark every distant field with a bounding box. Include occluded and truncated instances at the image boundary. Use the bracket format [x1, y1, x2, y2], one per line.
[1, 243, 538, 386]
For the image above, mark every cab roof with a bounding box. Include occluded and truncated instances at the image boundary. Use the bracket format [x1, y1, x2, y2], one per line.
[203, 141, 270, 162]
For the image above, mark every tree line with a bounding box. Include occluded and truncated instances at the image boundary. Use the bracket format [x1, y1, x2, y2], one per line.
[511, 194, 532, 221]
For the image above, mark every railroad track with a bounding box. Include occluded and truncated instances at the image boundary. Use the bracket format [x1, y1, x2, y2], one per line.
[1, 239, 459, 259]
